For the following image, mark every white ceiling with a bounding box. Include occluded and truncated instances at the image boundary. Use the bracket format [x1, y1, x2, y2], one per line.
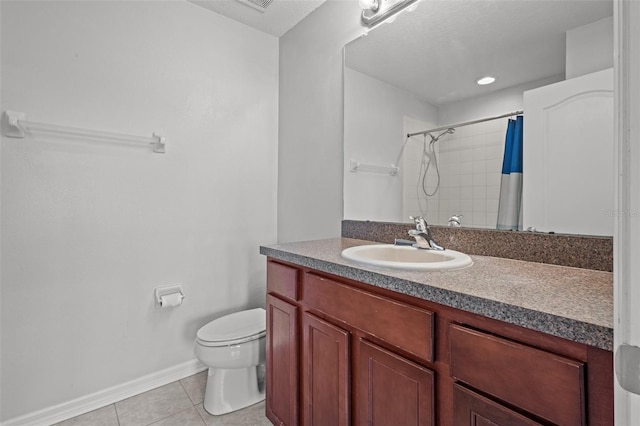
[188, 0, 326, 37]
[345, 0, 613, 105]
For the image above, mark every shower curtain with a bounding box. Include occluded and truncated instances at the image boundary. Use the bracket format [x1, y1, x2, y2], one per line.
[497, 116, 523, 230]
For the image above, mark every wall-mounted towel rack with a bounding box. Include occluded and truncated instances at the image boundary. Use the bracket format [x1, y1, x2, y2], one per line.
[350, 160, 399, 176]
[2, 111, 166, 153]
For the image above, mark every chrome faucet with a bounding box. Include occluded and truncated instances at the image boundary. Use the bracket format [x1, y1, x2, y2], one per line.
[408, 216, 444, 250]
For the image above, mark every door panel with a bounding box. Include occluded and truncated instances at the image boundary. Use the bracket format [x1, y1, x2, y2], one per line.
[266, 294, 298, 426]
[302, 312, 350, 426]
[357, 339, 434, 426]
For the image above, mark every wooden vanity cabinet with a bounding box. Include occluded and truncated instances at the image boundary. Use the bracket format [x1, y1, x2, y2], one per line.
[266, 260, 435, 425]
[265, 259, 613, 426]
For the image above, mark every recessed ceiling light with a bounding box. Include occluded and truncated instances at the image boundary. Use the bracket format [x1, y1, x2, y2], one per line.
[477, 76, 496, 85]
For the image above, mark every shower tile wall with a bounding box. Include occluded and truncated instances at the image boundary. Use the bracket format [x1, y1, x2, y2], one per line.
[403, 135, 441, 221]
[403, 118, 508, 228]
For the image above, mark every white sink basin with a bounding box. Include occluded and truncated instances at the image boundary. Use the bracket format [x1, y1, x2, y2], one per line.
[341, 244, 473, 271]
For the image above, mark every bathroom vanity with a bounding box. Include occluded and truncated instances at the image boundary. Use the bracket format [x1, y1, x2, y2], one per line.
[261, 238, 613, 426]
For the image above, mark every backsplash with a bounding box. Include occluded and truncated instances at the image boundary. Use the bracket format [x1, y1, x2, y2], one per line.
[342, 220, 613, 272]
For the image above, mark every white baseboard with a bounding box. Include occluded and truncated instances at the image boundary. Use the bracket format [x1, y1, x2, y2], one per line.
[1, 359, 207, 426]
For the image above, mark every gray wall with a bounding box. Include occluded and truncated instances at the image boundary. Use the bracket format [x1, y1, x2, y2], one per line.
[1, 1, 278, 421]
[278, 0, 363, 243]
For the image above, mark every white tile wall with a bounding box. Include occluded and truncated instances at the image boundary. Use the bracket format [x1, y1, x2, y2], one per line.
[403, 118, 509, 228]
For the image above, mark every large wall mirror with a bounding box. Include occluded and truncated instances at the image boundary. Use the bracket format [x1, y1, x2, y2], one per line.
[343, 0, 614, 236]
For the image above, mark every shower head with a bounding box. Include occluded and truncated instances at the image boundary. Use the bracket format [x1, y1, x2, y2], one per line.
[440, 128, 455, 137]
[430, 128, 455, 142]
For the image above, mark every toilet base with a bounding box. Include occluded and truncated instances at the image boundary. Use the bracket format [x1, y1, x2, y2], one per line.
[203, 366, 265, 416]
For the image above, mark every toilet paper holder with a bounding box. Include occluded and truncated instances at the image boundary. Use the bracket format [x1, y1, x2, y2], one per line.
[154, 284, 184, 308]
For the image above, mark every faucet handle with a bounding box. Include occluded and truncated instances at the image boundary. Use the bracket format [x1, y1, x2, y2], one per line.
[448, 214, 462, 227]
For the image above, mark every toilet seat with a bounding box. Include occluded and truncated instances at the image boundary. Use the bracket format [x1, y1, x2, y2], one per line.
[196, 308, 266, 347]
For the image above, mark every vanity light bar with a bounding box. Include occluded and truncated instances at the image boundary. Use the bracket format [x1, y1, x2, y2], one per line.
[361, 0, 420, 27]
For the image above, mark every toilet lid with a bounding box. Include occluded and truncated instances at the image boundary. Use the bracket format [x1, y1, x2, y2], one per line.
[197, 308, 266, 343]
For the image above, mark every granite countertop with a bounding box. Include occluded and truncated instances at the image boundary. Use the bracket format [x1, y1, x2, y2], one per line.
[260, 237, 613, 351]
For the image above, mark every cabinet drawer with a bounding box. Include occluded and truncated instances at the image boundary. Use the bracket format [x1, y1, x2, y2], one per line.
[267, 261, 299, 301]
[303, 273, 434, 362]
[453, 384, 542, 426]
[449, 324, 585, 426]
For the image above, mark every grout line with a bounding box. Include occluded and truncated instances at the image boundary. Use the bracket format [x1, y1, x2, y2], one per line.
[146, 406, 204, 426]
[114, 402, 122, 426]
[195, 404, 208, 426]
[116, 380, 194, 426]
[177, 379, 194, 406]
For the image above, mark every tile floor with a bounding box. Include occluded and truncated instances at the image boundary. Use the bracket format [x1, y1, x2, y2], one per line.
[54, 371, 271, 426]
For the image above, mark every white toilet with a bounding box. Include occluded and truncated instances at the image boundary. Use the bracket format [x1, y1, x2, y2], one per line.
[194, 307, 266, 415]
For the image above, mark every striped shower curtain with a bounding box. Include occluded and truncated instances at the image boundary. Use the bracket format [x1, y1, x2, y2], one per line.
[497, 116, 523, 230]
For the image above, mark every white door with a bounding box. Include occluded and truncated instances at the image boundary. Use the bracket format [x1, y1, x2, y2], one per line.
[523, 68, 614, 236]
[614, 0, 640, 424]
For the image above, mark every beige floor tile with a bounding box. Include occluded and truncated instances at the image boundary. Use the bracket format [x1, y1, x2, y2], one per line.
[54, 404, 119, 426]
[150, 406, 205, 426]
[250, 418, 273, 426]
[180, 370, 207, 405]
[116, 382, 193, 426]
[195, 401, 267, 426]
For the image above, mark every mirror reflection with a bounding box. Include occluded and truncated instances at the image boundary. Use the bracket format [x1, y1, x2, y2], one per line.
[343, 0, 613, 234]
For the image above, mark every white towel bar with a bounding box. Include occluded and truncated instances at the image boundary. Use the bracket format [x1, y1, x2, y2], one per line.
[350, 160, 399, 176]
[2, 111, 166, 153]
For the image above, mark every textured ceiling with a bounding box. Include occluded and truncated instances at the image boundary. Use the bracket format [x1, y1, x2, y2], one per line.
[188, 0, 326, 37]
[345, 0, 613, 105]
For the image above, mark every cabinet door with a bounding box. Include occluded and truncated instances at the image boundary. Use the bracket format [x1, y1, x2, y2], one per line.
[266, 294, 299, 426]
[357, 339, 434, 426]
[453, 384, 542, 426]
[302, 312, 350, 426]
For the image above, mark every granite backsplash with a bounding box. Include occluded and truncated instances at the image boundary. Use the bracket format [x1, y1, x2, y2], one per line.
[342, 220, 613, 272]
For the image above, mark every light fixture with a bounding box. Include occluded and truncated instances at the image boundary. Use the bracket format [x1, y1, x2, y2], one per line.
[235, 0, 274, 12]
[361, 0, 420, 27]
[359, 0, 379, 12]
[477, 76, 496, 85]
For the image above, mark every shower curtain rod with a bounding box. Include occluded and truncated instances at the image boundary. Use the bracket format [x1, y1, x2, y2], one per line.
[406, 110, 524, 138]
